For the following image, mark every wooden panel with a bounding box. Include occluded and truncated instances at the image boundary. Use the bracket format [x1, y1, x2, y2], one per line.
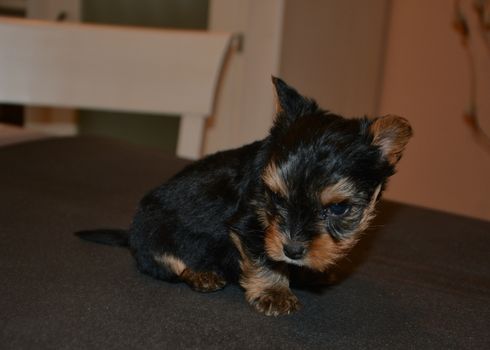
[0, 17, 232, 116]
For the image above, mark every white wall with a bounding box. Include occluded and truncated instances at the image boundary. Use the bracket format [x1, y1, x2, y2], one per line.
[24, 0, 80, 136]
[204, 0, 284, 155]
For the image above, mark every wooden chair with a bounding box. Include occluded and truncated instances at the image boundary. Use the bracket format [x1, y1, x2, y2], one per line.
[0, 17, 233, 159]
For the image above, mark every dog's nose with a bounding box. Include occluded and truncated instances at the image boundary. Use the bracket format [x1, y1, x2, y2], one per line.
[283, 242, 305, 260]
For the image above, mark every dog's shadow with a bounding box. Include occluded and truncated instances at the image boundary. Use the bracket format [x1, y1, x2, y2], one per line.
[291, 200, 402, 294]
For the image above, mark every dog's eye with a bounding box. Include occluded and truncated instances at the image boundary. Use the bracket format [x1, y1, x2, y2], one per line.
[322, 202, 351, 217]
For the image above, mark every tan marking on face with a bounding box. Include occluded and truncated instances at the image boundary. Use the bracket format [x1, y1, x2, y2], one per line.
[307, 185, 382, 272]
[262, 162, 288, 198]
[264, 221, 287, 262]
[357, 185, 382, 233]
[370, 115, 413, 165]
[260, 183, 381, 272]
[255, 206, 270, 228]
[320, 178, 356, 205]
[304, 234, 356, 272]
[154, 253, 187, 275]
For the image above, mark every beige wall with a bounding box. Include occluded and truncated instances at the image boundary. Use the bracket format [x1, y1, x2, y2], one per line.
[379, 0, 490, 221]
[27, 0, 80, 20]
[206, 0, 389, 154]
[280, 0, 390, 117]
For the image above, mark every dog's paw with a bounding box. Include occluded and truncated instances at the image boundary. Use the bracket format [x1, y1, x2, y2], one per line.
[250, 288, 301, 316]
[181, 269, 227, 293]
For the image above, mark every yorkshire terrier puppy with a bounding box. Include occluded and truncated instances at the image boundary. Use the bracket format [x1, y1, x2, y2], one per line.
[77, 77, 412, 316]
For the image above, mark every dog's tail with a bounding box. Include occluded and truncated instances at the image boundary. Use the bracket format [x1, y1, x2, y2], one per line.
[75, 229, 129, 247]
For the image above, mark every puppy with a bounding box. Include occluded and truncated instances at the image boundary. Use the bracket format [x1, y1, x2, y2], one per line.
[77, 77, 412, 316]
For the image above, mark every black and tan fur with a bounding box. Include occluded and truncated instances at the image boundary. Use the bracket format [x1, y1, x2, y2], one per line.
[76, 77, 412, 316]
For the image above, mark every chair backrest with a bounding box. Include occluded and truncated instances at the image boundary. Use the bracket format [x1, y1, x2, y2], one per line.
[0, 17, 233, 159]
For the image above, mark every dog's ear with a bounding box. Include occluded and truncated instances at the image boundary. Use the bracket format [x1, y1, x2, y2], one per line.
[272, 76, 318, 120]
[370, 115, 413, 165]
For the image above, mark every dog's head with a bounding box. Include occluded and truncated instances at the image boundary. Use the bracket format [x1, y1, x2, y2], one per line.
[258, 77, 412, 271]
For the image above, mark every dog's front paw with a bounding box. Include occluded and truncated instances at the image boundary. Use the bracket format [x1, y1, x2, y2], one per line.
[250, 288, 301, 316]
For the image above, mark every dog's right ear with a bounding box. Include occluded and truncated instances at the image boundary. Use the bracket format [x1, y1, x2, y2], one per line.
[272, 76, 318, 124]
[370, 115, 413, 166]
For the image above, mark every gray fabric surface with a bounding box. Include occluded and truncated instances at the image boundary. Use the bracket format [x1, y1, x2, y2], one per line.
[0, 136, 489, 349]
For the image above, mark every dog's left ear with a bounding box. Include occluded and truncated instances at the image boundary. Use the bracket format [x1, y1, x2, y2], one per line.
[370, 115, 413, 165]
[272, 76, 318, 120]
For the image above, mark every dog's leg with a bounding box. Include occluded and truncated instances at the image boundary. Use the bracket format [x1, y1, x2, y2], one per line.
[179, 269, 227, 292]
[154, 252, 226, 292]
[242, 263, 300, 316]
[231, 233, 300, 316]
